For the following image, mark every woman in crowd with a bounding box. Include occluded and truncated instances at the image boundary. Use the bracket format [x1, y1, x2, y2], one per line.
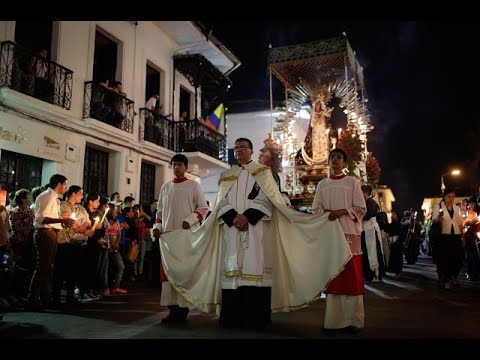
[432, 188, 464, 289]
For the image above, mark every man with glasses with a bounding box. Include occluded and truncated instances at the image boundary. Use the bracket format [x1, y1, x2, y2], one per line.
[159, 138, 351, 331]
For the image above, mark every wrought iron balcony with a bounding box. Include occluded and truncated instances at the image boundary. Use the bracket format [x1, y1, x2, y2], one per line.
[139, 108, 175, 150]
[83, 81, 134, 133]
[138, 111, 227, 162]
[172, 120, 227, 162]
[0, 41, 73, 109]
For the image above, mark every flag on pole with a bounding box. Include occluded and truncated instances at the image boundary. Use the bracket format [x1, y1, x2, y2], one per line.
[204, 103, 225, 134]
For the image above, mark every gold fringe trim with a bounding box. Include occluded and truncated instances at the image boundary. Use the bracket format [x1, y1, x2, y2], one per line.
[240, 273, 263, 281]
[225, 270, 241, 277]
[224, 270, 263, 281]
[218, 175, 238, 185]
[252, 165, 271, 176]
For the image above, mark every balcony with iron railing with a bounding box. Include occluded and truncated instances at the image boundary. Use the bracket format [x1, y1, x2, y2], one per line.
[83, 81, 135, 133]
[0, 41, 73, 110]
[172, 120, 227, 162]
[139, 110, 228, 164]
[139, 108, 175, 149]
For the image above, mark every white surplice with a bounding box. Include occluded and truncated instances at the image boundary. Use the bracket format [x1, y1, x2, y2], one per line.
[159, 162, 352, 314]
[313, 175, 366, 329]
[217, 167, 273, 289]
[156, 179, 208, 307]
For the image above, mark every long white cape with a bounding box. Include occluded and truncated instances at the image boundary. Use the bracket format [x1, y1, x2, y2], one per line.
[160, 161, 352, 313]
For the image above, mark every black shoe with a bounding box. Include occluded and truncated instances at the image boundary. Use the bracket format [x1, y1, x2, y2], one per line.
[161, 312, 177, 324]
[345, 326, 361, 334]
[322, 327, 339, 334]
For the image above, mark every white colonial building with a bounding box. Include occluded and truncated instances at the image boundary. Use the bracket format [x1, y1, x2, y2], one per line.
[0, 21, 239, 205]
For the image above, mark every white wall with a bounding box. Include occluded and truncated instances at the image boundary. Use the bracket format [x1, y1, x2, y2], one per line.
[227, 109, 310, 157]
[0, 20, 228, 198]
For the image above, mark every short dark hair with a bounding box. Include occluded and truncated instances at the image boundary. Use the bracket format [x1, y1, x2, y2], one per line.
[171, 154, 188, 166]
[442, 187, 455, 198]
[329, 148, 347, 162]
[49, 174, 67, 189]
[124, 196, 135, 203]
[99, 196, 109, 206]
[122, 207, 132, 215]
[235, 138, 253, 149]
[361, 184, 373, 196]
[110, 192, 120, 201]
[31, 186, 45, 202]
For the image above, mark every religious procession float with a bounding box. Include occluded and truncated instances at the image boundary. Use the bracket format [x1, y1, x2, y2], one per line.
[260, 35, 381, 212]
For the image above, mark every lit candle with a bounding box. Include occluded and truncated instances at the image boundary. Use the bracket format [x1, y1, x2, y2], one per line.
[91, 216, 101, 231]
[100, 207, 110, 224]
[0, 189, 6, 207]
[70, 212, 77, 220]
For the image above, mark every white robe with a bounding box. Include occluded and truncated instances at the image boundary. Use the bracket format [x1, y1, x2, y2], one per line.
[156, 179, 208, 307]
[312, 175, 367, 329]
[217, 167, 273, 289]
[160, 161, 352, 314]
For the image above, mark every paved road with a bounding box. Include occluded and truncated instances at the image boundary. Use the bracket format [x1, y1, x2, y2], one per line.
[1, 255, 480, 339]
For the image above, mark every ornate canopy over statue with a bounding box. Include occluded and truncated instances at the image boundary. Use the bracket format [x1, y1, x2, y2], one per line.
[267, 35, 375, 211]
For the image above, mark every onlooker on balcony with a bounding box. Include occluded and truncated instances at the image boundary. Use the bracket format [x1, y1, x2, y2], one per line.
[11, 51, 35, 96]
[177, 110, 188, 151]
[91, 84, 111, 122]
[144, 94, 162, 144]
[29, 48, 54, 103]
[145, 94, 160, 114]
[100, 80, 127, 128]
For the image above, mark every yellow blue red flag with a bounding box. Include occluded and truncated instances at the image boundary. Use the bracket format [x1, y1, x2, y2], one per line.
[204, 103, 224, 134]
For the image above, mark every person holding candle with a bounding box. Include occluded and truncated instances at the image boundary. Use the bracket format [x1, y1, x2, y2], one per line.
[432, 188, 464, 289]
[28, 174, 75, 311]
[9, 189, 35, 298]
[84, 192, 104, 299]
[95, 197, 110, 296]
[53, 186, 91, 306]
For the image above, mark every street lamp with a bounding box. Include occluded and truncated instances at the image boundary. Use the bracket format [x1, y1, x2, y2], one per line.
[441, 169, 461, 192]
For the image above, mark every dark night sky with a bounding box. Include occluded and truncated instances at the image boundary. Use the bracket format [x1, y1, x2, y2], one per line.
[203, 20, 479, 214]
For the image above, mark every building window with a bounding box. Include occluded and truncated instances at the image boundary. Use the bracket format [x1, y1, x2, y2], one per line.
[146, 62, 163, 109]
[83, 146, 109, 197]
[93, 29, 119, 84]
[0, 149, 43, 191]
[140, 162, 155, 206]
[179, 86, 192, 120]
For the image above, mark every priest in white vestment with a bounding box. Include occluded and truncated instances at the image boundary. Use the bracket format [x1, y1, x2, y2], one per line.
[155, 154, 208, 323]
[159, 138, 353, 330]
[312, 148, 367, 333]
[215, 138, 275, 329]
